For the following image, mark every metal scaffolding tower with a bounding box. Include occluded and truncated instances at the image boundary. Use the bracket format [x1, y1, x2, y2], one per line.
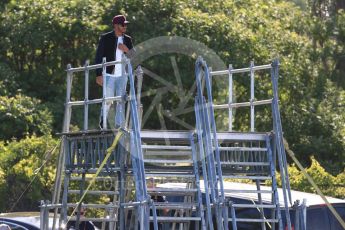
[40, 55, 294, 230]
[194, 57, 292, 230]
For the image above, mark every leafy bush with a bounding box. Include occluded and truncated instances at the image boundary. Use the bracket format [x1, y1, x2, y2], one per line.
[0, 135, 59, 211]
[274, 157, 345, 199]
[0, 95, 53, 140]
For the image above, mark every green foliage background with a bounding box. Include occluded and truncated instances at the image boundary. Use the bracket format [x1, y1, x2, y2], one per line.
[0, 0, 344, 211]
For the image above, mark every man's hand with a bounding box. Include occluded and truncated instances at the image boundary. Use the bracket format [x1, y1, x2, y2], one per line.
[118, 43, 129, 53]
[96, 76, 103, 86]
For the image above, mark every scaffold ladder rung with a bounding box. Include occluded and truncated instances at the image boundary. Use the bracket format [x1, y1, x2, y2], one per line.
[144, 159, 193, 164]
[144, 151, 191, 156]
[224, 189, 273, 193]
[142, 145, 192, 150]
[232, 204, 276, 208]
[69, 217, 117, 222]
[153, 202, 198, 209]
[65, 168, 121, 174]
[145, 173, 195, 178]
[217, 147, 268, 151]
[70, 176, 117, 181]
[222, 175, 271, 180]
[65, 203, 119, 208]
[68, 190, 119, 195]
[149, 216, 202, 222]
[220, 162, 270, 166]
[228, 218, 279, 223]
[148, 188, 198, 193]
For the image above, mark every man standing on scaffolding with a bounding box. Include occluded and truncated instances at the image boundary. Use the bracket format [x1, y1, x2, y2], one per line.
[95, 14, 134, 129]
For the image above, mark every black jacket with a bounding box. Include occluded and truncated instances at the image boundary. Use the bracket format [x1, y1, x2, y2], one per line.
[94, 31, 134, 76]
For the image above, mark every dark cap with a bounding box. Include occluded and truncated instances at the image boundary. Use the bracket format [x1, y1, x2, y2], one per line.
[112, 15, 129, 25]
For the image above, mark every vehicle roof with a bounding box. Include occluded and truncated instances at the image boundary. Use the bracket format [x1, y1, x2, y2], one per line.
[0, 212, 60, 217]
[157, 181, 345, 207]
[0, 212, 100, 230]
[0, 217, 40, 230]
[0, 212, 58, 229]
[221, 182, 345, 207]
[0, 214, 41, 229]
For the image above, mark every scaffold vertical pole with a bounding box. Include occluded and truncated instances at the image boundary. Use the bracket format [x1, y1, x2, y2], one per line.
[271, 59, 291, 230]
[83, 60, 89, 131]
[63, 64, 72, 133]
[266, 134, 283, 230]
[190, 133, 207, 230]
[250, 61, 255, 132]
[102, 57, 107, 130]
[195, 98, 214, 230]
[228, 64, 233, 131]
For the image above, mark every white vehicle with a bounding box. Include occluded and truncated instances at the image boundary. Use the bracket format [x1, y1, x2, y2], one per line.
[221, 182, 345, 230]
[158, 182, 345, 230]
[0, 212, 100, 230]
